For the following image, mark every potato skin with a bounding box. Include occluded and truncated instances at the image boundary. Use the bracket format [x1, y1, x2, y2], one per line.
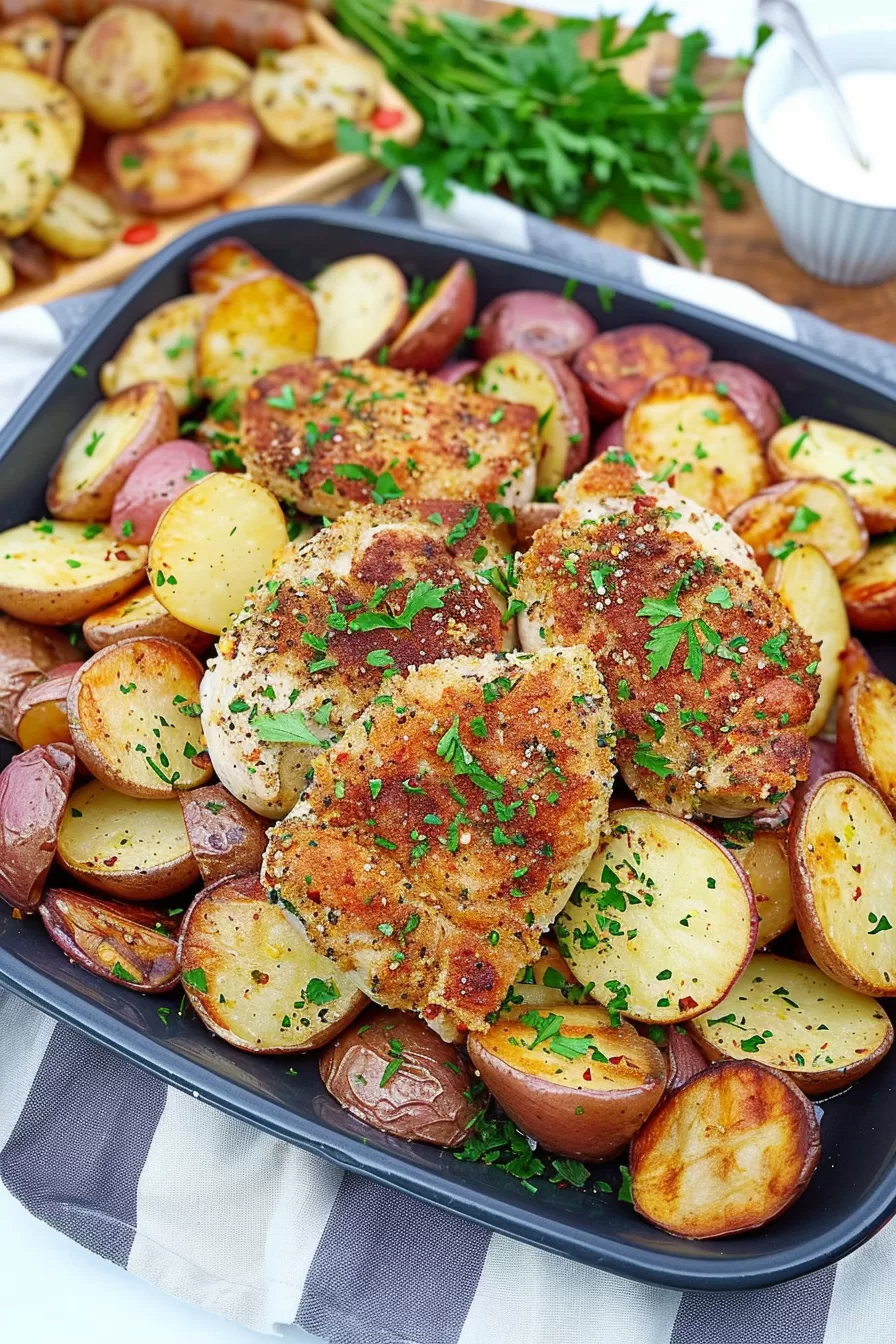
[474, 291, 597, 363]
[513, 501, 560, 552]
[727, 478, 868, 578]
[572, 324, 710, 418]
[389, 260, 476, 374]
[665, 1028, 709, 1095]
[479, 349, 590, 490]
[13, 658, 80, 748]
[40, 885, 180, 992]
[0, 741, 75, 911]
[707, 361, 783, 443]
[179, 783, 268, 885]
[82, 584, 210, 655]
[0, 612, 80, 739]
[0, 15, 63, 79]
[433, 359, 480, 386]
[320, 1008, 479, 1147]
[110, 439, 211, 544]
[593, 418, 624, 455]
[841, 540, 896, 631]
[836, 674, 896, 814]
[63, 4, 182, 132]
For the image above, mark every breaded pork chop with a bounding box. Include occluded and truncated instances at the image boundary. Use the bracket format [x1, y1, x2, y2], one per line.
[516, 456, 820, 818]
[241, 358, 538, 517]
[263, 648, 615, 1037]
[201, 501, 515, 818]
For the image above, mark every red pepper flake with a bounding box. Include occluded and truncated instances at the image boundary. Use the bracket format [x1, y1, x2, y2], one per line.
[582, 1067, 592, 1081]
[371, 107, 403, 130]
[423, 1004, 439, 1019]
[854, 887, 863, 900]
[122, 222, 159, 246]
[678, 996, 698, 1011]
[608, 1056, 622, 1065]
[102, 856, 118, 867]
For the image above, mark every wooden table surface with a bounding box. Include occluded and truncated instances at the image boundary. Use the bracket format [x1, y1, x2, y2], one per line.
[397, 2, 896, 345]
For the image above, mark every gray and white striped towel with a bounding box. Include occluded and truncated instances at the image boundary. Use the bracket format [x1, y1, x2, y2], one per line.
[1, 183, 896, 1343]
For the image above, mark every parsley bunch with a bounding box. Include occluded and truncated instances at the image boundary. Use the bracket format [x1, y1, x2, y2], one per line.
[334, 2, 763, 262]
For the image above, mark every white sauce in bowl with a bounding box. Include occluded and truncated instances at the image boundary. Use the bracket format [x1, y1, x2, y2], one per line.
[762, 69, 896, 207]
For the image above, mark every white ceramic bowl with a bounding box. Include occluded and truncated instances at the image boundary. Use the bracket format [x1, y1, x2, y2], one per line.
[744, 22, 896, 285]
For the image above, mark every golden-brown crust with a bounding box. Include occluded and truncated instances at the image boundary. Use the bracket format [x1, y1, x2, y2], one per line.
[241, 358, 539, 516]
[517, 458, 819, 817]
[263, 647, 615, 1035]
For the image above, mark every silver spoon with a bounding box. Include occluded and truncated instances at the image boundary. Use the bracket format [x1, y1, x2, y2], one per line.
[757, 0, 870, 170]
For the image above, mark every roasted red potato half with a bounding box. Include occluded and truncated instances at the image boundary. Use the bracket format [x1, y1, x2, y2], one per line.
[478, 350, 589, 490]
[312, 254, 408, 362]
[630, 1060, 821, 1238]
[664, 1028, 709, 1095]
[707, 361, 783, 443]
[840, 537, 896, 631]
[0, 612, 80, 740]
[572, 324, 710, 418]
[836, 673, 896, 815]
[474, 290, 597, 363]
[110, 439, 212, 545]
[179, 783, 269, 885]
[468, 1003, 666, 1162]
[321, 1007, 479, 1147]
[727, 478, 868, 578]
[40, 887, 180, 993]
[0, 741, 75, 911]
[188, 236, 274, 294]
[388, 260, 476, 374]
[13, 659, 80, 749]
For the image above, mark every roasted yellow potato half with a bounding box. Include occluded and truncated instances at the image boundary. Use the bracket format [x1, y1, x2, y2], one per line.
[840, 537, 896, 631]
[63, 4, 182, 132]
[769, 418, 896, 533]
[623, 373, 769, 516]
[477, 350, 590, 491]
[196, 270, 317, 397]
[83, 584, 210, 655]
[178, 874, 366, 1053]
[0, 67, 82, 165]
[179, 783, 268, 886]
[727, 477, 868, 577]
[173, 46, 251, 108]
[836, 673, 896, 814]
[57, 777, 199, 900]
[690, 952, 893, 1096]
[107, 100, 259, 216]
[0, 109, 70, 237]
[67, 636, 211, 798]
[46, 382, 179, 521]
[13, 659, 79, 749]
[147, 472, 289, 636]
[0, 611, 80, 739]
[40, 886, 180, 993]
[555, 808, 757, 1024]
[100, 294, 210, 413]
[767, 543, 849, 737]
[188, 236, 273, 295]
[791, 771, 896, 996]
[31, 181, 121, 260]
[630, 1060, 821, 1239]
[250, 47, 380, 161]
[0, 519, 145, 624]
[741, 831, 795, 946]
[0, 741, 75, 911]
[312, 254, 408, 362]
[468, 1003, 667, 1162]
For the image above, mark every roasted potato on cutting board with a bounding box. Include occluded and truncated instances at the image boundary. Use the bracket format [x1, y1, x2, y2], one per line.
[100, 294, 210, 413]
[728, 478, 868, 578]
[0, 109, 71, 237]
[31, 180, 121, 260]
[173, 45, 251, 108]
[63, 4, 182, 132]
[40, 886, 180, 992]
[0, 67, 82, 164]
[0, 741, 75, 911]
[769, 418, 896, 533]
[0, 14, 63, 79]
[0, 519, 145, 623]
[178, 874, 366, 1053]
[0, 40, 25, 69]
[250, 45, 380, 161]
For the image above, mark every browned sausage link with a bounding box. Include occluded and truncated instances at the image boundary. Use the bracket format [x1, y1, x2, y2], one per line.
[0, 0, 308, 58]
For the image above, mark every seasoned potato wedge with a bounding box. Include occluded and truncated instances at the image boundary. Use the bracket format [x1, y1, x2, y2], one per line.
[179, 783, 268, 885]
[188, 236, 272, 295]
[0, 68, 82, 164]
[47, 383, 179, 521]
[57, 777, 199, 900]
[0, 109, 70, 237]
[841, 537, 896, 631]
[40, 886, 180, 993]
[0, 15, 63, 79]
[0, 742, 75, 911]
[110, 439, 212, 544]
[147, 472, 288, 636]
[107, 100, 259, 216]
[83, 585, 210, 656]
[630, 1060, 820, 1238]
[312, 254, 408, 362]
[63, 5, 181, 132]
[728, 478, 868, 577]
[388, 260, 476, 374]
[623, 373, 769, 516]
[555, 808, 757, 1024]
[100, 294, 210, 413]
[769, 418, 896, 533]
[196, 270, 317, 397]
[31, 181, 121, 260]
[174, 46, 251, 108]
[836, 674, 896, 815]
[478, 351, 589, 491]
[250, 46, 380, 160]
[475, 290, 597, 363]
[320, 1007, 478, 1146]
[767, 543, 849, 737]
[665, 1028, 709, 1095]
[707, 361, 783, 443]
[0, 612, 80, 739]
[0, 519, 145, 624]
[178, 875, 365, 1053]
[13, 659, 80, 749]
[690, 953, 893, 1095]
[468, 1003, 667, 1161]
[791, 771, 896, 996]
[67, 637, 211, 798]
[572, 324, 710, 419]
[741, 831, 795, 946]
